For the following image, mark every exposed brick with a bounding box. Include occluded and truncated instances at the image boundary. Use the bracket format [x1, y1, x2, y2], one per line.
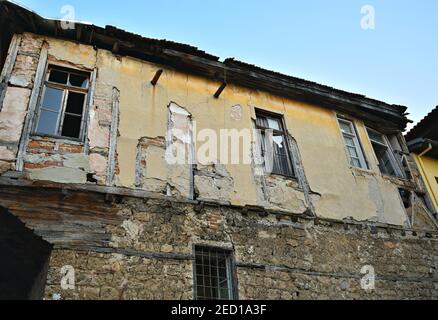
[58, 144, 84, 154]
[24, 161, 64, 170]
[27, 140, 55, 151]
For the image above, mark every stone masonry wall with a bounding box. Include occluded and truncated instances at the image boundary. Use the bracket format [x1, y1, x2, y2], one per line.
[43, 197, 438, 300]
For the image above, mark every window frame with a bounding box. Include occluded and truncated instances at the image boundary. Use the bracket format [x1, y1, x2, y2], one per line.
[193, 246, 238, 301]
[255, 109, 296, 178]
[337, 117, 368, 169]
[365, 127, 403, 178]
[32, 65, 90, 142]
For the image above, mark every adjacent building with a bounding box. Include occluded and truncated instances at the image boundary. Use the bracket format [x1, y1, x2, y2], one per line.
[406, 107, 438, 218]
[0, 1, 437, 300]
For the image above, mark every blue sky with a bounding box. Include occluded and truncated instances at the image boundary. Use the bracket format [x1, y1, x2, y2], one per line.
[13, 0, 438, 128]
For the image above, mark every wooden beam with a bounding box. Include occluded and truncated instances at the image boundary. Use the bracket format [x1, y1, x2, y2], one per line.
[214, 82, 227, 98]
[150, 69, 163, 86]
[76, 24, 83, 42]
[112, 41, 119, 54]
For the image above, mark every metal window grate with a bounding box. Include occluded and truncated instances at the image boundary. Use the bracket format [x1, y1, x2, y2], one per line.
[194, 247, 234, 300]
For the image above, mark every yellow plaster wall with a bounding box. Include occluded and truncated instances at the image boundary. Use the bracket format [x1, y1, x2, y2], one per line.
[38, 35, 410, 226]
[414, 154, 438, 212]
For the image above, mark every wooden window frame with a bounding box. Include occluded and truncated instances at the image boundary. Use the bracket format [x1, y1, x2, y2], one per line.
[337, 117, 368, 169]
[255, 109, 296, 178]
[366, 127, 404, 178]
[32, 65, 90, 142]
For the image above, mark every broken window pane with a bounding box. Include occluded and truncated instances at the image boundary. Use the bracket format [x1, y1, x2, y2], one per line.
[61, 114, 82, 139]
[41, 87, 63, 112]
[366, 128, 398, 177]
[34, 66, 89, 140]
[256, 111, 295, 177]
[48, 70, 68, 84]
[65, 92, 85, 115]
[36, 110, 59, 135]
[69, 74, 89, 88]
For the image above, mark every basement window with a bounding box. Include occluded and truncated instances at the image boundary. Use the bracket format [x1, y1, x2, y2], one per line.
[194, 246, 236, 300]
[255, 110, 295, 177]
[338, 117, 368, 169]
[366, 127, 401, 177]
[33, 66, 90, 141]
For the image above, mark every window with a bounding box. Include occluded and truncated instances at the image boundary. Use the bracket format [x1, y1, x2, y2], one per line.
[338, 117, 367, 169]
[255, 111, 295, 177]
[34, 66, 90, 140]
[435, 177, 438, 184]
[194, 247, 235, 300]
[366, 127, 400, 177]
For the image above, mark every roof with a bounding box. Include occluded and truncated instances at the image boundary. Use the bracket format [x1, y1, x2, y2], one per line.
[406, 106, 438, 158]
[0, 0, 411, 131]
[405, 106, 438, 142]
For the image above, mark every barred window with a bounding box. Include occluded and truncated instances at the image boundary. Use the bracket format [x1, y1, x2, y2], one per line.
[194, 247, 235, 300]
[255, 110, 295, 177]
[33, 66, 90, 140]
[338, 117, 368, 169]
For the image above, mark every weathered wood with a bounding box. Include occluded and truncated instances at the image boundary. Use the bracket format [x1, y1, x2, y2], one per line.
[0, 34, 21, 112]
[213, 82, 227, 98]
[83, 68, 97, 155]
[16, 43, 48, 171]
[106, 87, 120, 186]
[150, 69, 163, 86]
[0, 184, 122, 249]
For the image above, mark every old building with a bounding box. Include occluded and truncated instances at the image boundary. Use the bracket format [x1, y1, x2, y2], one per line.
[406, 107, 438, 218]
[0, 1, 437, 300]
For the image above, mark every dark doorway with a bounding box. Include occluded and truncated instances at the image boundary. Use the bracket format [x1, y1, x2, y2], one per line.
[0, 206, 52, 300]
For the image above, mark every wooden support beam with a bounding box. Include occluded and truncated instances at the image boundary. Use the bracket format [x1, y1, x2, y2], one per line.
[76, 24, 83, 42]
[151, 69, 163, 86]
[54, 21, 60, 37]
[112, 41, 119, 54]
[214, 82, 227, 98]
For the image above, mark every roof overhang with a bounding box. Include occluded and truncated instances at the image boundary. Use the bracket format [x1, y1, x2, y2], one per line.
[0, 0, 411, 131]
[408, 138, 438, 159]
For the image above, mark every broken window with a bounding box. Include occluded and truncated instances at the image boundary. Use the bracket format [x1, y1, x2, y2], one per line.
[366, 127, 401, 177]
[194, 246, 235, 300]
[255, 111, 295, 177]
[33, 66, 90, 140]
[338, 117, 368, 169]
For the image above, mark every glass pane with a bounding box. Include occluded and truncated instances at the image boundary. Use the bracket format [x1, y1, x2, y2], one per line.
[373, 143, 396, 176]
[69, 74, 89, 88]
[343, 136, 356, 147]
[220, 288, 229, 300]
[36, 110, 59, 135]
[367, 128, 386, 145]
[61, 114, 82, 138]
[351, 158, 361, 168]
[347, 146, 359, 158]
[48, 69, 68, 84]
[256, 116, 268, 128]
[267, 118, 281, 130]
[271, 134, 294, 176]
[339, 120, 353, 134]
[41, 87, 63, 112]
[65, 92, 85, 115]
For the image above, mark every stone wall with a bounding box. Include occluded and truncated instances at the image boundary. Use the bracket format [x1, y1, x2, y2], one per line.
[42, 196, 438, 300]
